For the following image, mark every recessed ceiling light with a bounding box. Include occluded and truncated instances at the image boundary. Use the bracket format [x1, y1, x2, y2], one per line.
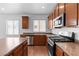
[1, 8, 5, 11]
[60, 6, 64, 8]
[42, 6, 45, 9]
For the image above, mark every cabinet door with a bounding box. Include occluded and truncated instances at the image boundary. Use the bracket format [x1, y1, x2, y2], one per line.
[13, 45, 23, 56]
[33, 35, 47, 46]
[38, 35, 47, 46]
[56, 45, 64, 56]
[65, 3, 77, 26]
[23, 41, 28, 56]
[33, 35, 40, 46]
[22, 16, 29, 29]
[54, 4, 59, 18]
[78, 4, 79, 26]
[48, 19, 53, 29]
[48, 14, 53, 29]
[59, 3, 65, 15]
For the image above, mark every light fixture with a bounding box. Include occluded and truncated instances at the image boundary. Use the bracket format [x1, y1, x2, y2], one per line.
[1, 8, 5, 11]
[42, 6, 45, 9]
[60, 6, 64, 8]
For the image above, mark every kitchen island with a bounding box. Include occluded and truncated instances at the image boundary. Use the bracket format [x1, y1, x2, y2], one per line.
[0, 37, 27, 56]
[20, 33, 53, 46]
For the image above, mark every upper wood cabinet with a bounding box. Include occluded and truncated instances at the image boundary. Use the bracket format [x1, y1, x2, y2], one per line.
[59, 3, 65, 15]
[48, 14, 53, 29]
[54, 4, 59, 18]
[48, 3, 78, 28]
[22, 16, 29, 29]
[65, 3, 77, 26]
[78, 4, 79, 26]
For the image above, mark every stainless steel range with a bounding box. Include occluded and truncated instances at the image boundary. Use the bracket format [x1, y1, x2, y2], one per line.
[47, 32, 75, 56]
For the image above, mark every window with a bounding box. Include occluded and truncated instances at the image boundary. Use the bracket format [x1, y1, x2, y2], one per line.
[6, 20, 19, 35]
[33, 20, 46, 32]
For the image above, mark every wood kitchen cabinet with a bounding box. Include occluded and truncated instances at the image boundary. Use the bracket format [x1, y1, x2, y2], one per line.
[22, 16, 29, 29]
[13, 41, 27, 56]
[33, 35, 47, 46]
[55, 45, 64, 56]
[48, 16, 50, 29]
[48, 14, 53, 29]
[55, 44, 69, 56]
[48, 3, 78, 27]
[54, 4, 59, 18]
[59, 3, 65, 15]
[22, 40, 28, 56]
[13, 44, 23, 56]
[65, 3, 77, 26]
[78, 3, 79, 25]
[33, 35, 40, 46]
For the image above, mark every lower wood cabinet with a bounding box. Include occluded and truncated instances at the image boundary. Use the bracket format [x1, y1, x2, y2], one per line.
[55, 45, 69, 56]
[23, 41, 28, 56]
[7, 40, 27, 56]
[13, 44, 23, 56]
[33, 35, 47, 46]
[20, 34, 47, 46]
[55, 45, 64, 56]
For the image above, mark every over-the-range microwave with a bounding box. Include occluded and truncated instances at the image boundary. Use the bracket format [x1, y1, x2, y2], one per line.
[53, 13, 65, 28]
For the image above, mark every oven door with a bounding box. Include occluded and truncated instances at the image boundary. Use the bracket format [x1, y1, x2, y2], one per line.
[48, 38, 54, 56]
[48, 43, 54, 56]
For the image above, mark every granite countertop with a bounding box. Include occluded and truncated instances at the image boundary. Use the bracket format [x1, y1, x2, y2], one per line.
[0, 37, 27, 56]
[56, 42, 79, 56]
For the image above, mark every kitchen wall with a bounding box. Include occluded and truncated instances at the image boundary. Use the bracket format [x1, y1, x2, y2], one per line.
[0, 14, 51, 37]
[52, 27, 79, 40]
[20, 15, 51, 33]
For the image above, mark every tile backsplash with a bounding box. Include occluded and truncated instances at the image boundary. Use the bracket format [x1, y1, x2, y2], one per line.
[52, 27, 79, 40]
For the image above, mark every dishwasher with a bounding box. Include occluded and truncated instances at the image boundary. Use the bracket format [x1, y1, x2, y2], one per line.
[26, 36, 33, 45]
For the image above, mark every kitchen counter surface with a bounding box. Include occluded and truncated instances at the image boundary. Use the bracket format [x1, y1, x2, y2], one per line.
[23, 33, 53, 35]
[0, 37, 27, 56]
[20, 33, 53, 37]
[56, 42, 79, 56]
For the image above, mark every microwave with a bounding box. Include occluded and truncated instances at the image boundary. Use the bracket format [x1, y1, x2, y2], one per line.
[53, 13, 65, 28]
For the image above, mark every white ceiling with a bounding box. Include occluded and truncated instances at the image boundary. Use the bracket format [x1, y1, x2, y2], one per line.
[0, 3, 57, 15]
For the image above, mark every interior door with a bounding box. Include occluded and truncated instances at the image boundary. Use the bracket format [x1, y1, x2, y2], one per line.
[39, 20, 46, 32]
[33, 20, 39, 32]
